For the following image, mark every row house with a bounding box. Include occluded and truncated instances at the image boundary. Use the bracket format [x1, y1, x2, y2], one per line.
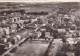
[10, 17, 20, 23]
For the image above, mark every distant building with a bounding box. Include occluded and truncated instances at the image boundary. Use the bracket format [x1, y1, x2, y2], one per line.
[27, 11, 48, 15]
[10, 17, 20, 23]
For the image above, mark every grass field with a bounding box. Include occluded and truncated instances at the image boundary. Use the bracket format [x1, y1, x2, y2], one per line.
[13, 41, 49, 56]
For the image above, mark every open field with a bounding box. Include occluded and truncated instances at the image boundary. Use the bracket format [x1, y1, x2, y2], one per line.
[0, 2, 79, 13]
[13, 41, 49, 56]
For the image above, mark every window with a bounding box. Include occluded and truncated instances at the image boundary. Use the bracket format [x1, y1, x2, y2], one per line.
[14, 19, 16, 22]
[17, 18, 20, 21]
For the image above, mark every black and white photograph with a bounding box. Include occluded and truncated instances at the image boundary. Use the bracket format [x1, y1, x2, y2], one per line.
[0, 1, 80, 56]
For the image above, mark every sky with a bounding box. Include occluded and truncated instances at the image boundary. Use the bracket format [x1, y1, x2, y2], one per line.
[0, 0, 80, 2]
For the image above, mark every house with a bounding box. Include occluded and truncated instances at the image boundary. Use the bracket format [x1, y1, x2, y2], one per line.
[0, 16, 7, 24]
[10, 17, 20, 23]
[45, 32, 53, 40]
[0, 23, 10, 35]
[10, 23, 17, 33]
[58, 28, 66, 33]
[0, 27, 4, 37]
